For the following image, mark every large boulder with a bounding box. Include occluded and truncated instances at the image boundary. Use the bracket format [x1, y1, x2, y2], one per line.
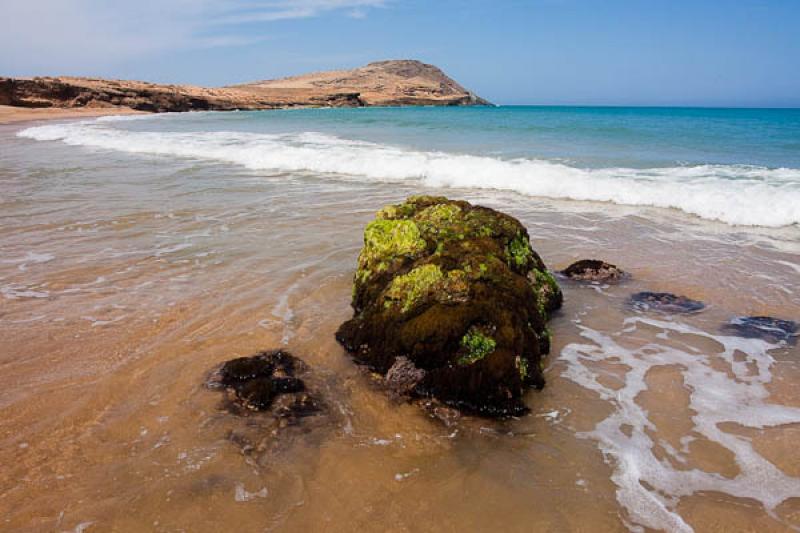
[336, 196, 562, 416]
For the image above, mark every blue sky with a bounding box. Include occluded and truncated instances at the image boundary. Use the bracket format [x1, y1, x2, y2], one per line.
[1, 0, 798, 107]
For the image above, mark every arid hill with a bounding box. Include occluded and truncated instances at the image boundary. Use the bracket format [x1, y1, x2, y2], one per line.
[0, 60, 490, 113]
[234, 60, 491, 107]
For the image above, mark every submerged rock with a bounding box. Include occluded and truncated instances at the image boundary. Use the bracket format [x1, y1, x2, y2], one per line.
[562, 259, 627, 282]
[335, 196, 562, 417]
[721, 316, 798, 345]
[628, 292, 705, 314]
[207, 351, 340, 464]
[210, 350, 321, 418]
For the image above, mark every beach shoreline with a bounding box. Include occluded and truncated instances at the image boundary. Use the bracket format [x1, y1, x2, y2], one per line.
[0, 104, 148, 125]
[2, 106, 799, 532]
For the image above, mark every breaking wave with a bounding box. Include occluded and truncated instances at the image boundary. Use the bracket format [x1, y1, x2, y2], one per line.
[18, 119, 800, 227]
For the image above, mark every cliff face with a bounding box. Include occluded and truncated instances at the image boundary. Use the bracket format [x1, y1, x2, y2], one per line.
[0, 77, 364, 112]
[0, 60, 490, 113]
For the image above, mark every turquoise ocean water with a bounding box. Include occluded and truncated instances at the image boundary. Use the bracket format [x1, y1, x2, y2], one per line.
[19, 106, 800, 227]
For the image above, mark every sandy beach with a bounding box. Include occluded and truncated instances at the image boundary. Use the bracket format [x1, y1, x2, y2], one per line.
[1, 108, 799, 532]
[0, 105, 146, 125]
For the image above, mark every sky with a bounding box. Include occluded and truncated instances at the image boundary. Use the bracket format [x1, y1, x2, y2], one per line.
[1, 0, 798, 107]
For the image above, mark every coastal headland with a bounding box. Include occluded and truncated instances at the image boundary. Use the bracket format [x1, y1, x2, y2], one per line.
[0, 59, 490, 123]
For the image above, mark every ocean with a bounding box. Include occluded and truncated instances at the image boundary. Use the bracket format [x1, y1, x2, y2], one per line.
[2, 107, 799, 532]
[18, 106, 800, 226]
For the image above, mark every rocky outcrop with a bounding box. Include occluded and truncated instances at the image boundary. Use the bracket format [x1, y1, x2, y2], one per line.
[0, 76, 365, 112]
[335, 196, 561, 417]
[0, 60, 490, 113]
[0, 78, 13, 106]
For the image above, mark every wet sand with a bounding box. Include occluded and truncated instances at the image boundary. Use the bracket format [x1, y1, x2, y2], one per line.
[0, 105, 146, 125]
[1, 120, 799, 532]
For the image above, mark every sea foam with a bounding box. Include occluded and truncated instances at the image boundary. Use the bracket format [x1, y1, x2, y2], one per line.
[18, 120, 800, 227]
[561, 317, 800, 532]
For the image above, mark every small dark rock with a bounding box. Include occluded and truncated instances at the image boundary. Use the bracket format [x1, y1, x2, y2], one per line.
[628, 292, 705, 314]
[721, 316, 798, 345]
[208, 351, 341, 466]
[562, 259, 627, 282]
[218, 358, 269, 383]
[212, 350, 320, 418]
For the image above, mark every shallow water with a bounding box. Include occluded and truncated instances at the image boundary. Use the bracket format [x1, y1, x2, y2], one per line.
[2, 111, 800, 532]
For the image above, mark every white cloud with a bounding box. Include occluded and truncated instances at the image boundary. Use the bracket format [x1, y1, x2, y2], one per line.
[218, 0, 386, 23]
[0, 0, 387, 73]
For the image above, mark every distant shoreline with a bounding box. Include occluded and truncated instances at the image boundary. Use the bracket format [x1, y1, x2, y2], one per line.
[0, 60, 490, 117]
[0, 105, 146, 125]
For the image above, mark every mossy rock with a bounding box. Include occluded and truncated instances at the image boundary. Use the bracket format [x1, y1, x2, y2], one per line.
[336, 196, 562, 417]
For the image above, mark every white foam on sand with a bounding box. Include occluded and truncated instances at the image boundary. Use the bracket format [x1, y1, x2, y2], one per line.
[560, 317, 800, 532]
[18, 121, 800, 227]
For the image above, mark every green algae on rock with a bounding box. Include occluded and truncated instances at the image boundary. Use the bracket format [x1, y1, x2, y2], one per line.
[458, 327, 497, 366]
[336, 196, 562, 417]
